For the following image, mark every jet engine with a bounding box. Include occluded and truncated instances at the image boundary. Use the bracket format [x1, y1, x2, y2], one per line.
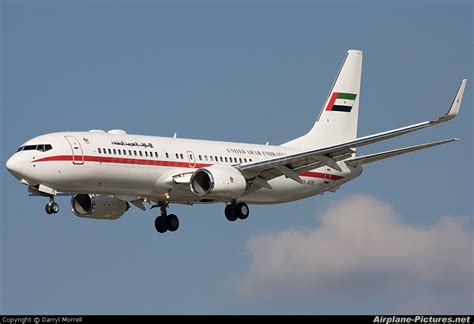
[190, 166, 247, 199]
[71, 194, 129, 220]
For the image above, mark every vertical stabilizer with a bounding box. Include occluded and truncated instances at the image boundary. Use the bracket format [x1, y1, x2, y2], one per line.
[284, 50, 363, 150]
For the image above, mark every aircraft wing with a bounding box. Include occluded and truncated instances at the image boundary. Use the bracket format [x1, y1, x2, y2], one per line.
[237, 79, 466, 187]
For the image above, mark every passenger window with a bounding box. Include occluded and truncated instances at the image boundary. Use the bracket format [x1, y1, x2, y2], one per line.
[198, 155, 202, 161]
[210, 156, 213, 162]
[175, 153, 179, 159]
[113, 149, 116, 155]
[118, 149, 121, 155]
[220, 157, 223, 162]
[215, 156, 218, 162]
[166, 153, 169, 158]
[145, 151, 148, 157]
[225, 157, 228, 162]
[129, 150, 132, 155]
[249, 158, 252, 162]
[180, 154, 184, 159]
[239, 158, 242, 163]
[108, 149, 112, 154]
[98, 148, 102, 154]
[244, 158, 247, 163]
[155, 152, 158, 158]
[205, 155, 208, 161]
[139, 151, 143, 157]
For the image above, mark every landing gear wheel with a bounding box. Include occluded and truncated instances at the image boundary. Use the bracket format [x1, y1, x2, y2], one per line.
[153, 201, 180, 234]
[154, 216, 168, 233]
[45, 195, 59, 214]
[225, 204, 238, 222]
[166, 214, 179, 232]
[50, 202, 59, 214]
[235, 202, 249, 220]
[45, 203, 53, 214]
[45, 202, 59, 214]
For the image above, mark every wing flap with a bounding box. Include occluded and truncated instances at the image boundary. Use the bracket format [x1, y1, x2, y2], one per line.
[130, 199, 147, 211]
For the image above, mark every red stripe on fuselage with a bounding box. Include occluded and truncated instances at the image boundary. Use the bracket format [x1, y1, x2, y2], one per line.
[33, 155, 213, 169]
[325, 92, 339, 111]
[33, 155, 73, 162]
[33, 155, 344, 180]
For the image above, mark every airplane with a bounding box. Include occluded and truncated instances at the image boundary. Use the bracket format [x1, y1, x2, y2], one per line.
[5, 50, 467, 234]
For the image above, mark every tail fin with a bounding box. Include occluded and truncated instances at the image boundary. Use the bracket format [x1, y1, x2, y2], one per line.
[284, 50, 363, 149]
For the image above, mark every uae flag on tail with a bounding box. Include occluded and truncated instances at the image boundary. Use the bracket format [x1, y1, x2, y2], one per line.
[326, 92, 357, 112]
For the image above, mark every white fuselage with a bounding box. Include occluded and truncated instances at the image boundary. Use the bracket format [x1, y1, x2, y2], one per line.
[7, 131, 362, 205]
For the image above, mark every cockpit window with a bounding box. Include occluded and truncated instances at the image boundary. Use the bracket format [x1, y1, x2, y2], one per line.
[37, 144, 53, 152]
[17, 144, 53, 152]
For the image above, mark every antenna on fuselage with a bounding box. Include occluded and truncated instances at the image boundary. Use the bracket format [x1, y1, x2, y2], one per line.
[173, 132, 177, 139]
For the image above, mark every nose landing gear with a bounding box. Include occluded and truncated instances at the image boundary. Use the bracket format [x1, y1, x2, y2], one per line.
[45, 196, 59, 214]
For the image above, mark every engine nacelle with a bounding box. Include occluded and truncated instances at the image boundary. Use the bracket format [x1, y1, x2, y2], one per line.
[190, 166, 247, 199]
[71, 194, 129, 220]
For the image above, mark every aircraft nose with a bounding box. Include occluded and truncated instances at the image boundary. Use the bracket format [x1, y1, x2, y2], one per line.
[6, 154, 23, 179]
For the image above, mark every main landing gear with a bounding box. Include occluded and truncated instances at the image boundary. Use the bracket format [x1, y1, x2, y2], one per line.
[151, 201, 249, 233]
[225, 202, 249, 222]
[153, 202, 179, 234]
[45, 196, 59, 214]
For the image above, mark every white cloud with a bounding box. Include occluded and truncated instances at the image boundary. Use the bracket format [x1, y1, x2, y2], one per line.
[238, 194, 473, 313]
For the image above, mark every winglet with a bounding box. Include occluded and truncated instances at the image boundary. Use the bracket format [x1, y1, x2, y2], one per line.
[446, 79, 467, 119]
[432, 79, 467, 124]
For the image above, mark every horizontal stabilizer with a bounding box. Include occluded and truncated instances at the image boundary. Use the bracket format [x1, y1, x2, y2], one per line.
[345, 138, 458, 167]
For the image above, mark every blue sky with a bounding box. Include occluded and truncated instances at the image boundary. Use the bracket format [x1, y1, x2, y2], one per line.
[1, 0, 472, 314]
